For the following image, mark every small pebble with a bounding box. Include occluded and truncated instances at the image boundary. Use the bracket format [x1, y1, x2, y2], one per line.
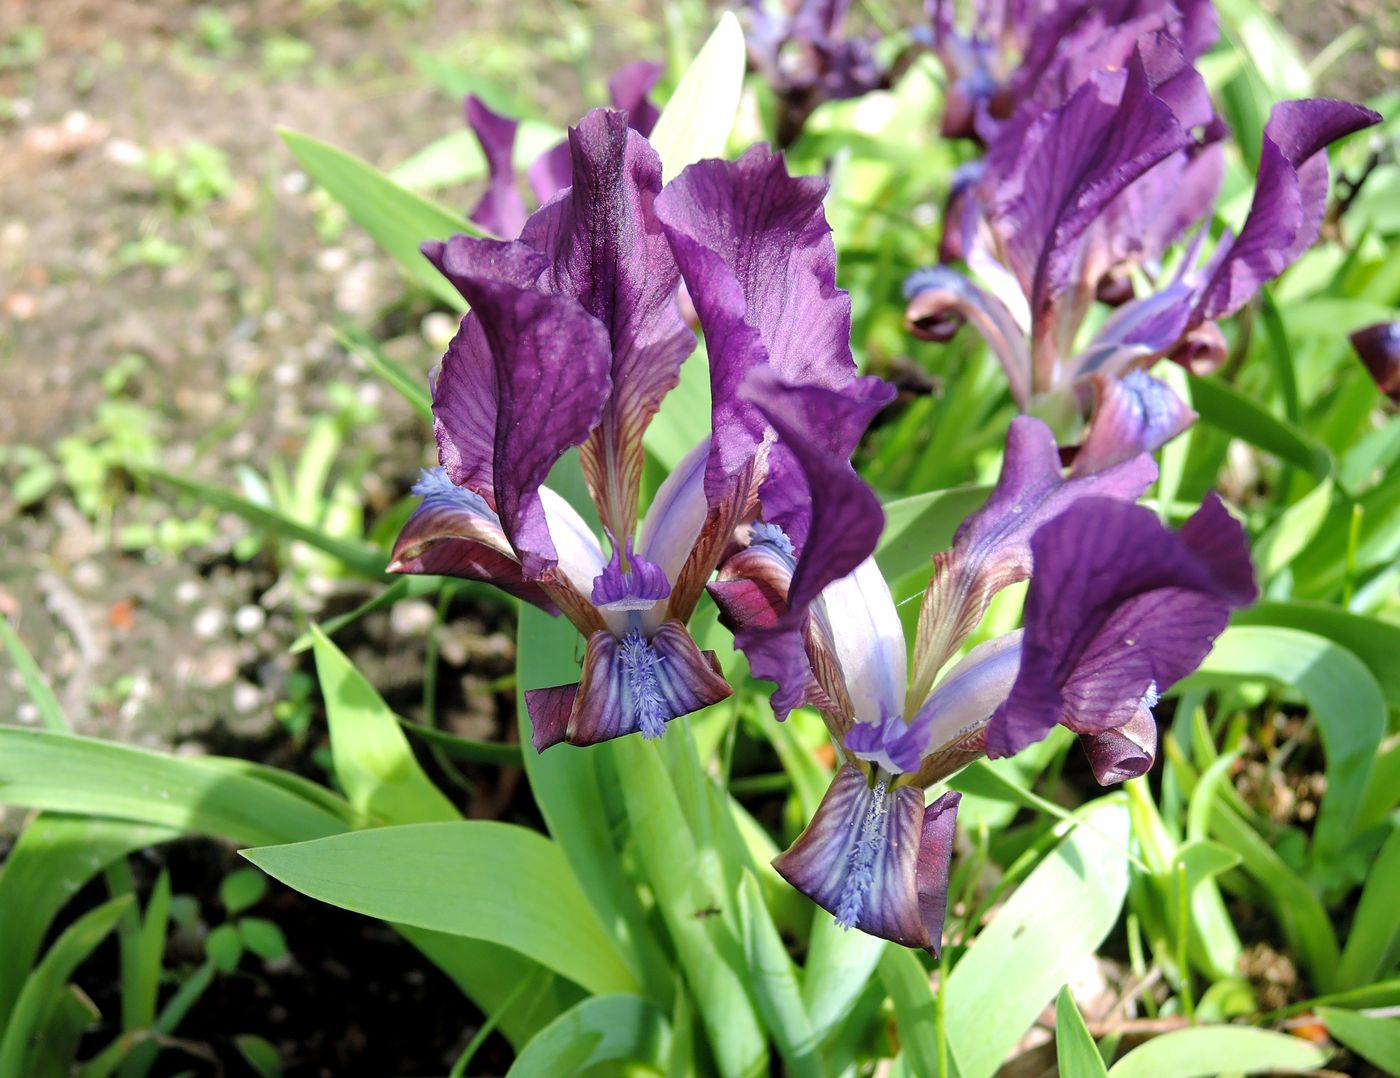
[175, 580, 201, 606]
[389, 599, 437, 637]
[233, 604, 266, 635]
[192, 607, 226, 640]
[421, 311, 456, 350]
[70, 560, 105, 592]
[232, 681, 263, 713]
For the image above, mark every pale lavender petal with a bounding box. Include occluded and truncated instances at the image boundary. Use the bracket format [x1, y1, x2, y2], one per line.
[638, 438, 710, 594]
[985, 494, 1257, 758]
[1350, 321, 1400, 403]
[608, 60, 664, 136]
[465, 95, 528, 239]
[906, 631, 1022, 785]
[526, 140, 573, 206]
[1070, 370, 1197, 477]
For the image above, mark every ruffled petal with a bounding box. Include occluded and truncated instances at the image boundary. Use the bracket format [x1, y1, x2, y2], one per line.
[464, 95, 528, 239]
[985, 494, 1257, 759]
[773, 764, 961, 952]
[591, 534, 671, 611]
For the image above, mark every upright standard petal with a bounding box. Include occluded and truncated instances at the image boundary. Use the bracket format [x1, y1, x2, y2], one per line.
[607, 60, 663, 136]
[773, 765, 961, 952]
[523, 109, 695, 544]
[1193, 99, 1380, 323]
[465, 95, 528, 239]
[985, 494, 1257, 758]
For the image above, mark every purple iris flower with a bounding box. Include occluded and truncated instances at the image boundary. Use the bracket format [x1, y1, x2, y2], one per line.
[744, 0, 896, 147]
[927, 0, 1217, 142]
[712, 414, 1256, 949]
[907, 34, 1380, 473]
[392, 110, 891, 753]
[1350, 322, 1400, 404]
[463, 61, 663, 239]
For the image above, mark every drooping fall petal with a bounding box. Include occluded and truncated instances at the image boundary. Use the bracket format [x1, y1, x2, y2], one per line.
[464, 95, 528, 239]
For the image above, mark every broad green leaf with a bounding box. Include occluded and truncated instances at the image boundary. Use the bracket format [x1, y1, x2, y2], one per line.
[1055, 986, 1109, 1078]
[879, 948, 944, 1078]
[0, 729, 346, 846]
[648, 12, 745, 181]
[33, 987, 97, 1078]
[1179, 626, 1385, 860]
[141, 467, 389, 579]
[310, 624, 459, 825]
[0, 896, 132, 1076]
[875, 485, 991, 582]
[1188, 374, 1330, 478]
[398, 718, 524, 766]
[279, 129, 475, 309]
[946, 798, 1131, 1078]
[1232, 601, 1400, 707]
[0, 815, 177, 1033]
[736, 873, 821, 1077]
[506, 995, 671, 1077]
[1318, 1008, 1400, 1074]
[1, 617, 69, 731]
[243, 821, 638, 997]
[1252, 478, 1333, 580]
[802, 911, 886, 1043]
[1336, 826, 1400, 989]
[1105, 1026, 1328, 1078]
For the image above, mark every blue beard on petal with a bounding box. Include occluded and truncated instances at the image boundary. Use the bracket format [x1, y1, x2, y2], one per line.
[834, 774, 891, 930]
[620, 627, 668, 740]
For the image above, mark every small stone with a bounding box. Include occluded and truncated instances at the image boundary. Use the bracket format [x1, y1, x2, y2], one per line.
[390, 600, 437, 637]
[192, 607, 226, 640]
[232, 604, 266, 635]
[316, 246, 349, 273]
[70, 561, 105, 592]
[421, 311, 456, 350]
[232, 681, 263, 713]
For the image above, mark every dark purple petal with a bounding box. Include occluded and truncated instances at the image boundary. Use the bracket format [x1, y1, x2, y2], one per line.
[388, 468, 560, 614]
[521, 109, 695, 544]
[1070, 370, 1197, 476]
[526, 140, 573, 206]
[654, 146, 863, 506]
[985, 494, 1257, 759]
[465, 95, 528, 239]
[428, 237, 612, 579]
[608, 60, 664, 137]
[772, 764, 960, 952]
[1193, 98, 1380, 323]
[525, 621, 731, 749]
[910, 416, 1156, 696]
[845, 711, 933, 775]
[590, 533, 672, 610]
[1350, 321, 1400, 403]
[1080, 701, 1157, 784]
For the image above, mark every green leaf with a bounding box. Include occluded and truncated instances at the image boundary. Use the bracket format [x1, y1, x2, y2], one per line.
[1188, 374, 1330, 477]
[220, 868, 268, 916]
[334, 324, 432, 422]
[1105, 1026, 1328, 1078]
[232, 1034, 283, 1078]
[879, 948, 945, 1078]
[875, 485, 991, 582]
[310, 624, 459, 825]
[648, 12, 745, 182]
[1055, 986, 1109, 1078]
[802, 910, 886, 1043]
[242, 821, 639, 997]
[279, 128, 474, 309]
[506, 995, 671, 1077]
[1232, 601, 1400, 707]
[0, 815, 177, 1033]
[0, 617, 69, 731]
[237, 917, 288, 960]
[0, 896, 132, 1076]
[398, 718, 524, 766]
[1179, 626, 1385, 861]
[1252, 477, 1333, 580]
[0, 728, 346, 846]
[1336, 826, 1400, 989]
[206, 923, 243, 973]
[736, 873, 821, 1077]
[946, 798, 1131, 1078]
[1319, 1008, 1400, 1074]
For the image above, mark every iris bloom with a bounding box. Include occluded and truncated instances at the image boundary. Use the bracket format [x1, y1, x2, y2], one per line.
[927, 0, 1217, 141]
[464, 61, 663, 238]
[907, 35, 1379, 472]
[712, 415, 1256, 949]
[1350, 322, 1400, 404]
[392, 108, 891, 752]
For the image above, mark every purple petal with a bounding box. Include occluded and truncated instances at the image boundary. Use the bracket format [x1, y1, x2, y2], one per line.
[608, 60, 664, 137]
[906, 631, 1022, 786]
[388, 468, 560, 614]
[985, 494, 1257, 759]
[525, 621, 731, 749]
[1350, 321, 1400, 403]
[772, 764, 961, 952]
[911, 416, 1156, 692]
[654, 146, 864, 506]
[427, 237, 613, 579]
[465, 95, 528, 239]
[1080, 701, 1157, 785]
[526, 140, 573, 207]
[521, 109, 695, 544]
[590, 533, 672, 610]
[1193, 98, 1380, 323]
[1070, 370, 1197, 477]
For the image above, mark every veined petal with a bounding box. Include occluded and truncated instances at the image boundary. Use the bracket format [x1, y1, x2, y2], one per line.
[429, 238, 613, 579]
[388, 468, 560, 614]
[985, 494, 1257, 759]
[817, 557, 907, 730]
[465, 95, 528, 240]
[908, 416, 1156, 708]
[773, 764, 961, 952]
[1070, 370, 1197, 477]
[1193, 98, 1380, 323]
[1350, 321, 1400, 403]
[524, 621, 731, 750]
[522, 109, 695, 545]
[1080, 700, 1158, 785]
[639, 438, 712, 618]
[591, 533, 671, 621]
